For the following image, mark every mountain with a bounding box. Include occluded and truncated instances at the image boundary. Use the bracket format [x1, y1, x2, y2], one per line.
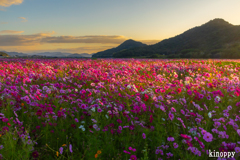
[31, 52, 93, 58]
[1, 51, 93, 58]
[92, 39, 147, 58]
[113, 18, 240, 58]
[67, 53, 85, 58]
[32, 52, 72, 57]
[3, 51, 28, 57]
[0, 51, 10, 57]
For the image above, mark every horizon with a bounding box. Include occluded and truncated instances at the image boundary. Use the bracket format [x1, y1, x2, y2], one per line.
[1, 0, 240, 54]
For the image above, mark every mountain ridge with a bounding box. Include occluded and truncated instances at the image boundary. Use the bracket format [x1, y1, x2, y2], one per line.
[113, 18, 240, 58]
[0, 51, 93, 58]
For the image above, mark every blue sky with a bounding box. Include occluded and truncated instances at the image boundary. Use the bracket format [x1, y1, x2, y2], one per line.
[1, 0, 240, 54]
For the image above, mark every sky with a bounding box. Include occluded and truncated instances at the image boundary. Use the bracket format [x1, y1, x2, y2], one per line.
[1, 0, 240, 54]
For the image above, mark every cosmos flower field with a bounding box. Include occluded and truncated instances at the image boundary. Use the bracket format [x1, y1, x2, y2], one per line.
[0, 58, 240, 160]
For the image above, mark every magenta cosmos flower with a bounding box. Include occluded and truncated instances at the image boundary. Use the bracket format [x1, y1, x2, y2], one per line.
[203, 132, 213, 142]
[32, 150, 39, 158]
[180, 134, 191, 139]
[130, 155, 137, 160]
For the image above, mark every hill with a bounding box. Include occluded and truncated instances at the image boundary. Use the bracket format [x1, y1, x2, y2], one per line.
[67, 53, 85, 58]
[0, 51, 10, 57]
[92, 39, 147, 58]
[1, 51, 93, 58]
[113, 18, 240, 59]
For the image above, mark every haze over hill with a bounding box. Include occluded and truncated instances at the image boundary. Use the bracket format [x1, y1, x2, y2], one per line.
[109, 18, 240, 59]
[0, 51, 93, 58]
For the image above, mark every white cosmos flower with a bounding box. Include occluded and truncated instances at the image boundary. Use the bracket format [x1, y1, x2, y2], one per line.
[91, 107, 96, 112]
[127, 85, 131, 89]
[79, 125, 85, 131]
[216, 96, 221, 101]
[105, 115, 109, 119]
[208, 112, 212, 118]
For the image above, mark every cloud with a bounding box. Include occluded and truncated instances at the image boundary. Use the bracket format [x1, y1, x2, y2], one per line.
[0, 0, 23, 7]
[0, 30, 24, 34]
[0, 33, 129, 46]
[0, 7, 6, 11]
[18, 17, 27, 22]
[0, 22, 8, 24]
[0, 31, 55, 46]
[41, 35, 128, 44]
[52, 45, 117, 54]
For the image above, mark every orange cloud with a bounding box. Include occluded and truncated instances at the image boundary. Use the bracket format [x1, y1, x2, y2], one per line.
[52, 45, 118, 54]
[0, 31, 160, 54]
[0, 0, 23, 7]
[0, 22, 8, 24]
[0, 33, 129, 46]
[18, 17, 27, 22]
[0, 30, 24, 34]
[41, 35, 128, 44]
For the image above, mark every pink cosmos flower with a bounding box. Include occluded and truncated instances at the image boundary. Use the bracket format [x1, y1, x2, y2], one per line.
[74, 118, 79, 123]
[201, 130, 207, 135]
[189, 112, 196, 117]
[142, 133, 146, 139]
[118, 126, 122, 130]
[166, 152, 173, 157]
[168, 112, 174, 121]
[129, 125, 134, 130]
[117, 119, 122, 123]
[97, 108, 102, 112]
[180, 134, 191, 139]
[171, 107, 176, 112]
[123, 150, 131, 154]
[186, 140, 193, 147]
[237, 129, 240, 136]
[2, 118, 8, 122]
[173, 143, 178, 148]
[149, 115, 153, 123]
[59, 147, 63, 154]
[167, 136, 175, 142]
[235, 147, 240, 153]
[180, 109, 185, 115]
[69, 144, 73, 153]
